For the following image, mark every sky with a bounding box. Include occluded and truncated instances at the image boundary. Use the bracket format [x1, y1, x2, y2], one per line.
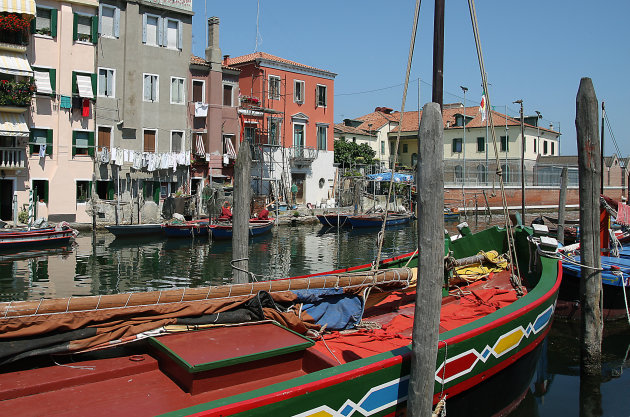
[190, 0, 629, 157]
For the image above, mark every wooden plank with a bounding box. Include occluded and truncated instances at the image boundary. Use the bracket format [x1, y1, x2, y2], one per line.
[233, 142, 252, 284]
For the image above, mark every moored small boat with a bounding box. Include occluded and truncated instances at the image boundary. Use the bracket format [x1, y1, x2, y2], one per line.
[0, 225, 77, 251]
[347, 212, 412, 228]
[210, 219, 274, 240]
[162, 219, 210, 238]
[105, 223, 164, 238]
[316, 213, 349, 227]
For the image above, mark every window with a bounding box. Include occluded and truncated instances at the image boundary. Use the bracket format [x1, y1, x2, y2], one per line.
[411, 153, 418, 167]
[477, 164, 488, 183]
[402, 143, 408, 153]
[33, 67, 56, 96]
[144, 129, 156, 152]
[268, 118, 281, 145]
[143, 181, 160, 204]
[268, 75, 280, 100]
[74, 13, 97, 44]
[171, 131, 183, 152]
[223, 84, 233, 106]
[500, 136, 509, 152]
[97, 180, 114, 200]
[72, 130, 94, 156]
[317, 125, 327, 151]
[477, 137, 485, 152]
[76, 181, 92, 204]
[551, 141, 555, 155]
[97, 126, 111, 151]
[99, 4, 119, 38]
[316, 85, 327, 107]
[244, 126, 255, 143]
[33, 7, 57, 37]
[381, 141, 385, 154]
[501, 164, 511, 182]
[294, 80, 304, 103]
[73, 71, 97, 99]
[452, 138, 462, 153]
[455, 165, 463, 181]
[143, 14, 160, 46]
[29, 128, 52, 156]
[32, 180, 49, 204]
[534, 138, 537, 153]
[293, 124, 305, 148]
[170, 77, 184, 104]
[165, 18, 182, 50]
[543, 140, 548, 155]
[192, 80, 204, 102]
[143, 74, 158, 102]
[98, 68, 115, 97]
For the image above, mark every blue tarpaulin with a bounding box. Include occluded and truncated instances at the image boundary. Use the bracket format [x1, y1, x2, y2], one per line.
[293, 288, 364, 330]
[366, 172, 413, 183]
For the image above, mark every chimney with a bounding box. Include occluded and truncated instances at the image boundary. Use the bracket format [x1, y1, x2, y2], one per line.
[205, 17, 222, 69]
[223, 55, 230, 65]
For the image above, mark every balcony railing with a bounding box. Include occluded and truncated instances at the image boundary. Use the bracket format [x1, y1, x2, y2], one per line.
[0, 147, 25, 169]
[0, 78, 36, 108]
[289, 146, 317, 164]
[0, 29, 28, 47]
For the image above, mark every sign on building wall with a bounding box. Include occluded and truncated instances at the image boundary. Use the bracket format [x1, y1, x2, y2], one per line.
[141, 0, 192, 12]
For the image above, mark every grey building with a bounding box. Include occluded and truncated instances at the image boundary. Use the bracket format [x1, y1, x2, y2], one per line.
[94, 0, 193, 222]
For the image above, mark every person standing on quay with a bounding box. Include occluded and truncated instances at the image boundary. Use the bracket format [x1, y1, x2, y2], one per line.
[291, 182, 298, 206]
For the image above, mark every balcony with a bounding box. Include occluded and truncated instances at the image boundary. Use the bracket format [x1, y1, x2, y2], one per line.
[0, 147, 25, 169]
[0, 79, 36, 111]
[0, 15, 30, 52]
[289, 146, 317, 165]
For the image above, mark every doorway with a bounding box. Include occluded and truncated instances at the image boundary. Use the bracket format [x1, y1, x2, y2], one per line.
[291, 173, 305, 204]
[0, 179, 13, 221]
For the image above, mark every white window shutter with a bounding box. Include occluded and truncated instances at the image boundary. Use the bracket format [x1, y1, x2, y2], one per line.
[142, 14, 147, 43]
[143, 75, 150, 100]
[177, 20, 182, 50]
[98, 4, 102, 34]
[158, 17, 164, 46]
[152, 76, 158, 101]
[107, 71, 113, 96]
[114, 8, 120, 38]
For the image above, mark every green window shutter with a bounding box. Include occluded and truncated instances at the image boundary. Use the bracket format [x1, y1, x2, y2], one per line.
[72, 131, 76, 156]
[73, 13, 78, 41]
[72, 71, 77, 95]
[153, 183, 160, 204]
[88, 131, 95, 156]
[44, 181, 49, 204]
[51, 9, 58, 37]
[91, 15, 98, 44]
[90, 73, 97, 97]
[107, 182, 115, 200]
[46, 129, 53, 155]
[49, 68, 56, 96]
[30, 15, 36, 34]
[29, 130, 34, 155]
[142, 181, 148, 199]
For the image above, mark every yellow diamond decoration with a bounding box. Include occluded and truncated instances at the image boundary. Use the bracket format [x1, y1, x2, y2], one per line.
[493, 328, 525, 355]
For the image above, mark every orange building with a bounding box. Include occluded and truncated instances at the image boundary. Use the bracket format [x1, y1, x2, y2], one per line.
[226, 52, 337, 206]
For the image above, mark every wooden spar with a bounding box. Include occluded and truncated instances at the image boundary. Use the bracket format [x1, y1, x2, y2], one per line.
[409, 103, 444, 416]
[575, 77, 602, 377]
[431, 0, 444, 108]
[233, 142, 252, 284]
[557, 166, 568, 245]
[0, 268, 413, 318]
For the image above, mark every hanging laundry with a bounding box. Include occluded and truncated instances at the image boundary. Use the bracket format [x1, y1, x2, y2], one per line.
[110, 147, 117, 163]
[60, 95, 72, 109]
[72, 96, 82, 111]
[194, 102, 208, 117]
[124, 149, 131, 163]
[195, 134, 205, 156]
[82, 99, 90, 117]
[100, 147, 110, 164]
[185, 152, 191, 166]
[39, 144, 46, 158]
[132, 152, 142, 170]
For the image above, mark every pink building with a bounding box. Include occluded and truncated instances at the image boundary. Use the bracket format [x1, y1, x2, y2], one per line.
[226, 52, 337, 205]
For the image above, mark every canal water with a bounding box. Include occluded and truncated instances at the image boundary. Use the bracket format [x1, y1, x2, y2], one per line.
[0, 215, 627, 416]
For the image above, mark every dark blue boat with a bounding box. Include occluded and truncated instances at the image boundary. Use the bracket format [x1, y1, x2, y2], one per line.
[162, 220, 210, 238]
[210, 220, 274, 240]
[105, 224, 164, 237]
[346, 212, 412, 228]
[316, 213, 349, 227]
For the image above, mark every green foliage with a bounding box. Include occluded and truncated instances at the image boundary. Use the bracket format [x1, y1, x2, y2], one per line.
[293, 211, 300, 217]
[334, 140, 376, 166]
[18, 209, 27, 224]
[0, 78, 35, 107]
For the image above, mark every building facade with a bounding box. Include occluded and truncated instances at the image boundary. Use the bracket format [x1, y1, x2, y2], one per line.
[94, 0, 193, 223]
[226, 52, 336, 206]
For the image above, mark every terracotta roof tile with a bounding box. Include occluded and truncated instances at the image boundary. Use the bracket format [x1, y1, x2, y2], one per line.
[226, 52, 333, 74]
[334, 123, 376, 136]
[190, 55, 208, 66]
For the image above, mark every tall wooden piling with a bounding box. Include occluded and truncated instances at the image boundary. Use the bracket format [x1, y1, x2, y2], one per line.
[557, 166, 568, 245]
[232, 143, 252, 284]
[408, 103, 444, 416]
[575, 77, 602, 377]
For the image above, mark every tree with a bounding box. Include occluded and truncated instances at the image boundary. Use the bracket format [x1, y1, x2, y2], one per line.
[334, 140, 376, 166]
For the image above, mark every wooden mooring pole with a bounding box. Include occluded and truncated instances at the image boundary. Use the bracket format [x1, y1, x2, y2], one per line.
[576, 77, 602, 378]
[408, 103, 444, 416]
[557, 166, 568, 245]
[232, 143, 252, 284]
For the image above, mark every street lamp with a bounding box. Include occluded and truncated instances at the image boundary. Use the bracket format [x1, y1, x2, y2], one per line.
[460, 86, 468, 186]
[535, 111, 542, 155]
[514, 100, 525, 221]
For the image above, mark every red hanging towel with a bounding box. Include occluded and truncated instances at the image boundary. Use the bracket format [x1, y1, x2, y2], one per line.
[82, 99, 90, 117]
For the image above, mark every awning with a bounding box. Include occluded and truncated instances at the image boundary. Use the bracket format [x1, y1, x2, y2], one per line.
[0, 52, 33, 77]
[0, 112, 29, 137]
[34, 69, 52, 94]
[76, 75, 94, 98]
[0, 0, 36, 16]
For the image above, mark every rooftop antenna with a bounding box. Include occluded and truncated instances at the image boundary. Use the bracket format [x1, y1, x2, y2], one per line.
[254, 0, 263, 52]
